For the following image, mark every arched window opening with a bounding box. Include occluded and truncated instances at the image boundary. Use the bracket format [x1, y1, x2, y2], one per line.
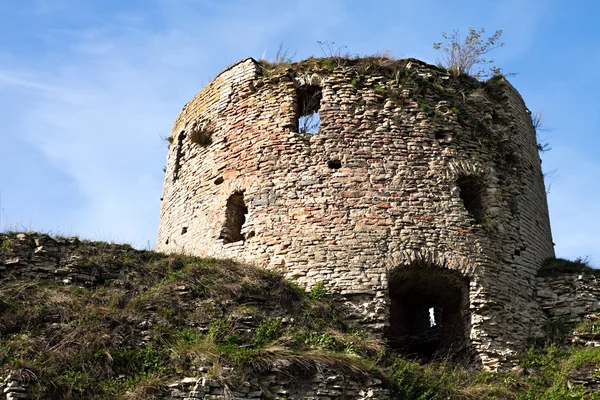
[387, 264, 470, 362]
[457, 176, 487, 224]
[296, 85, 322, 134]
[219, 191, 248, 244]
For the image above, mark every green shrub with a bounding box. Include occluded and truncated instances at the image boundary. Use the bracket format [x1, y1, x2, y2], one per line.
[305, 332, 337, 349]
[176, 328, 205, 346]
[253, 318, 282, 347]
[373, 85, 389, 96]
[318, 58, 337, 71]
[388, 358, 444, 400]
[308, 282, 327, 300]
[575, 318, 600, 336]
[207, 318, 235, 344]
[58, 368, 91, 397]
[431, 82, 456, 94]
[519, 343, 600, 399]
[113, 344, 166, 375]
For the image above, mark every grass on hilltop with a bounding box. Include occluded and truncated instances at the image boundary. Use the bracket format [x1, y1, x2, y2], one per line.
[1, 242, 600, 399]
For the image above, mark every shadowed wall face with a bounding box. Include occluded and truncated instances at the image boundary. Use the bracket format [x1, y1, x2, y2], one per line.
[157, 57, 555, 369]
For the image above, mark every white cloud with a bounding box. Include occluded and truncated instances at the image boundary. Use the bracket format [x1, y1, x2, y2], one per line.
[0, 71, 67, 93]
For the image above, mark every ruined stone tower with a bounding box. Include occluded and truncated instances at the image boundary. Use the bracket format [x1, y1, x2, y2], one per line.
[157, 56, 554, 369]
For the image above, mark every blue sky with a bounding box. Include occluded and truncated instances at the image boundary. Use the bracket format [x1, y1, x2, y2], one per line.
[0, 0, 598, 264]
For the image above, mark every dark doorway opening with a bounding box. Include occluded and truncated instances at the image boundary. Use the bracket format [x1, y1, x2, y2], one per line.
[387, 264, 470, 362]
[218, 191, 248, 244]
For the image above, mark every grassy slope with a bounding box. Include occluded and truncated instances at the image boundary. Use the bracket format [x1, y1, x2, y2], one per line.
[0, 239, 599, 399]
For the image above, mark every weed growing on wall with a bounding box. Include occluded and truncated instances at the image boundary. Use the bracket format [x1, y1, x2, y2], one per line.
[189, 125, 213, 147]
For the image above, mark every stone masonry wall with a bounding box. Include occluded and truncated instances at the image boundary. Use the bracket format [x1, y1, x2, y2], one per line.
[537, 273, 600, 326]
[157, 57, 555, 369]
[537, 273, 600, 353]
[1, 368, 390, 400]
[0, 232, 139, 284]
[165, 372, 389, 400]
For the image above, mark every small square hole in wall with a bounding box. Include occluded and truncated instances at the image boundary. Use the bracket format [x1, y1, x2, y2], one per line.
[297, 85, 322, 134]
[327, 160, 342, 169]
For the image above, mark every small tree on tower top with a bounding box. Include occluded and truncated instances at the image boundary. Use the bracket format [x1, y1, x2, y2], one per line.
[434, 27, 509, 79]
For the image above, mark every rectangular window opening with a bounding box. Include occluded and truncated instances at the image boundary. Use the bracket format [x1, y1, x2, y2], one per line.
[219, 191, 248, 244]
[457, 175, 487, 224]
[429, 307, 436, 327]
[297, 85, 322, 134]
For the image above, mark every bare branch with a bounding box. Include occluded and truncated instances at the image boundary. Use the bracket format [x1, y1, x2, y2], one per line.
[433, 27, 509, 79]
